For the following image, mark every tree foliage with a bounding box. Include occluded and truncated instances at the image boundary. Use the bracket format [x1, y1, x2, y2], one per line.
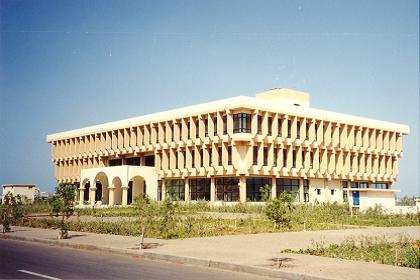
[50, 184, 75, 239]
[0, 192, 24, 233]
[265, 191, 295, 228]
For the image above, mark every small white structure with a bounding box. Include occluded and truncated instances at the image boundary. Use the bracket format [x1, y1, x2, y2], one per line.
[1, 184, 38, 202]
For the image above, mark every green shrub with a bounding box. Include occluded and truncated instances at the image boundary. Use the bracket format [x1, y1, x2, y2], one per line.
[265, 192, 295, 228]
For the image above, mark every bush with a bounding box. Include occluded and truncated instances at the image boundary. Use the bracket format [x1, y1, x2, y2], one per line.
[0, 193, 24, 232]
[265, 191, 295, 228]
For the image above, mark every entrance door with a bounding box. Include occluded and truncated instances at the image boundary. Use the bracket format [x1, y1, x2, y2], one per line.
[352, 191, 360, 206]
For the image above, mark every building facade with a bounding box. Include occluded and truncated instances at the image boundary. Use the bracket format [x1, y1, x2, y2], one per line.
[46, 89, 409, 210]
[2, 184, 39, 202]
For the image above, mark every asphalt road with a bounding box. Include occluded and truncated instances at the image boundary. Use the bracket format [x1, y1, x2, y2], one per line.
[0, 239, 271, 280]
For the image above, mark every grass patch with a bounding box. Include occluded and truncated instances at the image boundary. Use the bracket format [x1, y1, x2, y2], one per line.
[282, 235, 420, 269]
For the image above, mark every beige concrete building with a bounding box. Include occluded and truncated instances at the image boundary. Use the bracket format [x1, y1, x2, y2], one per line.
[2, 184, 39, 202]
[46, 89, 409, 211]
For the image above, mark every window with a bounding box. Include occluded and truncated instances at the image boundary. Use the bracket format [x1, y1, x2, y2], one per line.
[274, 148, 278, 167]
[316, 188, 321, 195]
[278, 119, 282, 136]
[183, 151, 187, 169]
[343, 190, 348, 202]
[171, 124, 175, 141]
[204, 118, 208, 137]
[246, 177, 271, 202]
[145, 155, 155, 167]
[292, 149, 297, 168]
[263, 147, 268, 166]
[218, 147, 222, 166]
[196, 120, 200, 138]
[310, 152, 314, 169]
[330, 189, 335, 195]
[200, 148, 204, 167]
[163, 125, 166, 142]
[257, 115, 263, 134]
[223, 115, 227, 135]
[372, 183, 388, 189]
[359, 182, 368, 189]
[166, 179, 185, 201]
[268, 117, 272, 135]
[228, 146, 232, 166]
[277, 178, 300, 202]
[189, 178, 210, 201]
[213, 117, 218, 136]
[297, 121, 301, 139]
[175, 151, 178, 169]
[126, 157, 140, 166]
[315, 124, 318, 141]
[299, 150, 304, 168]
[303, 179, 309, 202]
[253, 146, 258, 165]
[192, 149, 195, 167]
[233, 113, 251, 133]
[216, 177, 239, 201]
[306, 123, 309, 140]
[342, 181, 348, 188]
[287, 120, 292, 138]
[109, 159, 122, 166]
[187, 121, 191, 139]
[283, 149, 287, 168]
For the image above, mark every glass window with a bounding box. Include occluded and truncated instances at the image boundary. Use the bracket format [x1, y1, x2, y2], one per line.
[278, 119, 282, 136]
[330, 189, 335, 195]
[268, 117, 272, 135]
[216, 177, 239, 202]
[223, 116, 227, 135]
[359, 182, 368, 189]
[287, 120, 292, 138]
[257, 115, 263, 134]
[277, 178, 300, 202]
[109, 159, 122, 166]
[190, 178, 210, 201]
[145, 155, 155, 167]
[274, 148, 278, 167]
[246, 177, 271, 202]
[372, 182, 388, 189]
[126, 157, 140, 166]
[303, 179, 309, 202]
[306, 123, 309, 140]
[228, 146, 232, 166]
[292, 149, 297, 168]
[342, 181, 348, 188]
[218, 147, 222, 166]
[233, 113, 251, 133]
[297, 121, 301, 139]
[283, 149, 287, 168]
[213, 117, 218, 136]
[253, 146, 258, 165]
[263, 147, 268, 166]
[166, 179, 185, 201]
[196, 120, 200, 138]
[315, 124, 318, 141]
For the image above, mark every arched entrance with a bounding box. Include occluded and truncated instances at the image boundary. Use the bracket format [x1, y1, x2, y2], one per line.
[82, 179, 90, 202]
[94, 172, 109, 204]
[128, 176, 146, 204]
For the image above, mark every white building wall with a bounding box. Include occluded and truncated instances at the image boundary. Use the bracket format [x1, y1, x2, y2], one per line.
[359, 191, 396, 211]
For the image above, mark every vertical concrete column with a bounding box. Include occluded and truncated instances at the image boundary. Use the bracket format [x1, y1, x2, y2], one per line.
[108, 186, 115, 206]
[210, 177, 216, 204]
[184, 178, 190, 202]
[299, 179, 304, 203]
[323, 180, 328, 203]
[271, 177, 277, 200]
[239, 175, 246, 203]
[79, 188, 84, 205]
[90, 187, 96, 205]
[121, 186, 128, 206]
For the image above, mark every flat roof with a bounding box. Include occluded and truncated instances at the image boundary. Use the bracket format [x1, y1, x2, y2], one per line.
[2, 184, 36, 188]
[46, 94, 410, 142]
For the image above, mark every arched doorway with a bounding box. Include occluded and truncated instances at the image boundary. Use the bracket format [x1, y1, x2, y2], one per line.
[82, 180, 90, 202]
[94, 172, 109, 204]
[112, 176, 122, 205]
[128, 176, 146, 204]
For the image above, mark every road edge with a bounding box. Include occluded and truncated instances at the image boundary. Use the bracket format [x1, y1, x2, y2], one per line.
[0, 233, 333, 280]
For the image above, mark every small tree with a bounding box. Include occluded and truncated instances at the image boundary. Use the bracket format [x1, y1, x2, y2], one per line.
[0, 193, 24, 233]
[265, 191, 295, 229]
[260, 184, 271, 202]
[50, 184, 75, 239]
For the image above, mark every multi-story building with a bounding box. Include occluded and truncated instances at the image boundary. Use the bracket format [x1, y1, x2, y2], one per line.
[46, 89, 409, 210]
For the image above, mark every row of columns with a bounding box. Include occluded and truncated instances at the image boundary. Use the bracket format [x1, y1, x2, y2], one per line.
[79, 185, 129, 206]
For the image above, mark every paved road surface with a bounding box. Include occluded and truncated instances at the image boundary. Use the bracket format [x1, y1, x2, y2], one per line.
[0, 239, 271, 280]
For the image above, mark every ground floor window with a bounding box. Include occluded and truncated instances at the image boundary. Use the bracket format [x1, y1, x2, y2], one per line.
[83, 182, 90, 201]
[343, 190, 348, 202]
[166, 179, 185, 201]
[189, 178, 211, 201]
[276, 178, 299, 202]
[216, 177, 239, 202]
[371, 182, 388, 189]
[246, 177, 271, 202]
[303, 179, 309, 202]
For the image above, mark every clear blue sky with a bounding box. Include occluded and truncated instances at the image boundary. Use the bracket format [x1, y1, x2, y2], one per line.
[0, 0, 418, 196]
